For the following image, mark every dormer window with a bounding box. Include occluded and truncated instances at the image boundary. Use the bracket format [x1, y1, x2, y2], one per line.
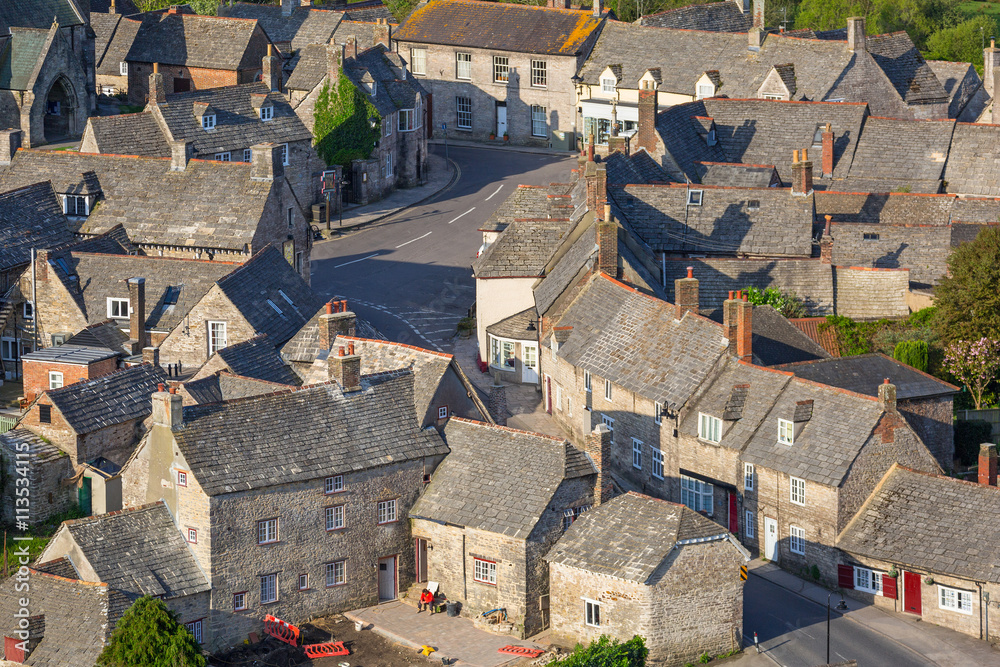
[62, 194, 90, 217]
[259, 105, 274, 121]
[778, 418, 794, 445]
[201, 114, 216, 130]
[601, 77, 615, 93]
[119, 61, 128, 76]
[698, 413, 721, 443]
[107, 297, 129, 319]
[370, 81, 377, 97]
[697, 83, 714, 100]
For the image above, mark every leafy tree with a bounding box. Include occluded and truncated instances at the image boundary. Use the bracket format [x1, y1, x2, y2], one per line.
[312, 71, 382, 167]
[943, 338, 1000, 409]
[97, 596, 206, 667]
[893, 339, 929, 371]
[135, 0, 219, 14]
[935, 227, 1000, 344]
[741, 286, 807, 318]
[794, 0, 959, 49]
[925, 15, 998, 73]
[550, 635, 648, 667]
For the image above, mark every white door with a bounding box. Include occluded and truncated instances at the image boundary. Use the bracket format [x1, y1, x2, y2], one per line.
[497, 105, 507, 136]
[764, 517, 778, 561]
[378, 556, 397, 601]
[522, 344, 539, 383]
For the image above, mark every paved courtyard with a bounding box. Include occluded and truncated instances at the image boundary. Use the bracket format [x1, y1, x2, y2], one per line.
[345, 601, 540, 667]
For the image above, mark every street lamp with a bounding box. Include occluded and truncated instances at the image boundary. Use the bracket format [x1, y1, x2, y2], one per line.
[827, 591, 848, 664]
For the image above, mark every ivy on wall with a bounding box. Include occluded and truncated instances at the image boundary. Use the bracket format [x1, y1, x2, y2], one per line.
[313, 71, 382, 168]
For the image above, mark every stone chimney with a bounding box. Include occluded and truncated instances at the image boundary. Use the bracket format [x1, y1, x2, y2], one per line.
[723, 290, 740, 353]
[979, 443, 998, 486]
[347, 35, 358, 59]
[737, 296, 752, 362]
[373, 18, 391, 49]
[152, 384, 183, 429]
[820, 215, 833, 264]
[0, 129, 22, 166]
[281, 0, 298, 17]
[986, 39, 1000, 105]
[128, 277, 147, 351]
[149, 62, 166, 105]
[878, 377, 896, 412]
[263, 44, 281, 93]
[170, 140, 193, 171]
[674, 266, 699, 320]
[585, 424, 613, 506]
[597, 208, 618, 277]
[328, 344, 362, 392]
[847, 16, 866, 52]
[752, 0, 764, 27]
[790, 149, 813, 196]
[593, 0, 602, 16]
[821, 123, 834, 178]
[636, 80, 659, 154]
[142, 346, 160, 367]
[250, 143, 284, 181]
[488, 382, 508, 426]
[327, 39, 342, 87]
[748, 0, 764, 50]
[318, 300, 357, 350]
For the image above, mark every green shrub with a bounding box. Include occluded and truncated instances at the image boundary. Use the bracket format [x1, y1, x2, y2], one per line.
[810, 564, 821, 581]
[894, 340, 929, 372]
[96, 596, 205, 667]
[955, 420, 995, 466]
[741, 286, 807, 318]
[549, 635, 648, 667]
[312, 73, 381, 168]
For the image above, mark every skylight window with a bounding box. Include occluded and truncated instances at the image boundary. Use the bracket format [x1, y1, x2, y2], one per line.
[278, 289, 294, 306]
[267, 299, 283, 315]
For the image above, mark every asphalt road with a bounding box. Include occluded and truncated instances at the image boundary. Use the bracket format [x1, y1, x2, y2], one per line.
[745, 574, 935, 667]
[309, 144, 575, 351]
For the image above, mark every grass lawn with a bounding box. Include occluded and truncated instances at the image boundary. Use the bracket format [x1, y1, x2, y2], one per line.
[959, 1, 1000, 19]
[1, 507, 84, 574]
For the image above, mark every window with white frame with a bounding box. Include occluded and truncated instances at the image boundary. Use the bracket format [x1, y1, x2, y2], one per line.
[382, 116, 392, 137]
[119, 61, 128, 76]
[233, 591, 247, 611]
[489, 336, 515, 369]
[243, 148, 252, 162]
[456, 52, 471, 79]
[854, 566, 883, 594]
[377, 499, 397, 524]
[399, 109, 416, 132]
[456, 96, 472, 129]
[438, 406, 449, 420]
[698, 413, 721, 443]
[298, 573, 309, 590]
[63, 194, 90, 216]
[680, 475, 713, 514]
[530, 60, 547, 87]
[214, 152, 231, 161]
[325, 475, 343, 494]
[696, 83, 714, 100]
[177, 470, 187, 487]
[632, 438, 642, 469]
[556, 385, 562, 410]
[48, 371, 63, 390]
[22, 302, 32, 320]
[184, 527, 196, 544]
[939, 585, 973, 614]
[260, 105, 274, 121]
[604, 379, 612, 401]
[107, 297, 129, 319]
[0, 338, 17, 362]
[745, 510, 755, 538]
[585, 599, 601, 627]
[208, 321, 227, 356]
[531, 105, 547, 137]
[744, 463, 754, 491]
[326, 560, 346, 586]
[280, 143, 289, 165]
[410, 48, 427, 75]
[384, 152, 393, 177]
[790, 476, 806, 505]
[651, 447, 664, 480]
[493, 56, 509, 83]
[562, 505, 590, 530]
[473, 557, 497, 584]
[778, 418, 794, 445]
[600, 414, 614, 443]
[654, 401, 663, 425]
[325, 504, 345, 531]
[763, 93, 783, 100]
[601, 78, 615, 93]
[584, 370, 591, 392]
[201, 114, 216, 130]
[789, 525, 805, 554]
[185, 619, 202, 644]
[258, 518, 278, 544]
[260, 573, 278, 603]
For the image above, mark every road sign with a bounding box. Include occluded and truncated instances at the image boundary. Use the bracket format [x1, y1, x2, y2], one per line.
[740, 565, 748, 581]
[441, 123, 446, 130]
[321, 169, 337, 193]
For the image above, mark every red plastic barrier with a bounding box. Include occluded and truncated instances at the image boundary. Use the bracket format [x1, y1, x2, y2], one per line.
[498, 646, 544, 658]
[263, 614, 300, 647]
[304, 641, 350, 658]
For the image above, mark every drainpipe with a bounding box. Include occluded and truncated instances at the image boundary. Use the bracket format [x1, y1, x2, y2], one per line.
[462, 533, 468, 600]
[978, 582, 983, 641]
[30, 247, 37, 353]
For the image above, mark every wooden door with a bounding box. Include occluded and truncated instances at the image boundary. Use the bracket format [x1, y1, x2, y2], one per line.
[728, 492, 738, 534]
[378, 556, 397, 601]
[903, 571, 922, 615]
[764, 517, 778, 561]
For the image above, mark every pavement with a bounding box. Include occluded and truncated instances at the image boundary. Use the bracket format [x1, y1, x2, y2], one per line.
[344, 600, 539, 667]
[431, 137, 575, 157]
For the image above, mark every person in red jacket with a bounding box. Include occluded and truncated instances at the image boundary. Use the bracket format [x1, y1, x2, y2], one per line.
[418, 588, 434, 613]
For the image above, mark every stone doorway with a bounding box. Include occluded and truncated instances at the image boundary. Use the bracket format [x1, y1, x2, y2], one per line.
[43, 76, 76, 142]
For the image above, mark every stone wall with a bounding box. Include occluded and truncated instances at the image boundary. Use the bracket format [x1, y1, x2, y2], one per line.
[833, 266, 910, 320]
[0, 438, 76, 526]
[830, 223, 951, 286]
[899, 395, 954, 470]
[76, 419, 145, 469]
[24, 258, 89, 352]
[157, 285, 256, 368]
[252, 177, 311, 283]
[676, 435, 742, 531]
[20, 399, 77, 456]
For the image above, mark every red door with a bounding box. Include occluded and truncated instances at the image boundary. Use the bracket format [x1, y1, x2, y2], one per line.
[903, 571, 922, 615]
[545, 376, 552, 414]
[728, 492, 738, 534]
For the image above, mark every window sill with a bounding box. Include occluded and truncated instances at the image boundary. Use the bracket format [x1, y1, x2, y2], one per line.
[489, 363, 515, 372]
[377, 520, 399, 526]
[324, 490, 345, 496]
[258, 540, 281, 546]
[326, 582, 347, 588]
[326, 527, 346, 532]
[473, 579, 497, 586]
[652, 475, 664, 481]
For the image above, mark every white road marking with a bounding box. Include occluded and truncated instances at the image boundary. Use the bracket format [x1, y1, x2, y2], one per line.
[484, 184, 504, 201]
[334, 253, 380, 268]
[395, 231, 432, 248]
[447, 207, 475, 224]
[836, 653, 847, 661]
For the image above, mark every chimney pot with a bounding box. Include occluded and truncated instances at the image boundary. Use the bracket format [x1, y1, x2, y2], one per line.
[338, 346, 345, 357]
[728, 290, 734, 299]
[979, 443, 998, 486]
[348, 342, 355, 355]
[326, 301, 333, 314]
[169, 386, 176, 394]
[686, 266, 693, 279]
[158, 383, 165, 392]
[793, 149, 799, 163]
[341, 300, 348, 311]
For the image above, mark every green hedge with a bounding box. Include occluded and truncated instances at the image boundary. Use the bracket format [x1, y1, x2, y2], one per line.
[550, 635, 648, 667]
[893, 340, 929, 372]
[955, 420, 994, 466]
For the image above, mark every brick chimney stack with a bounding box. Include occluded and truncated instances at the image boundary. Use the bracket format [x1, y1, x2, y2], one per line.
[143, 346, 160, 367]
[150, 62, 166, 105]
[737, 295, 752, 362]
[723, 290, 740, 353]
[250, 143, 284, 181]
[373, 18, 391, 49]
[820, 215, 833, 264]
[128, 277, 147, 352]
[170, 140, 193, 172]
[328, 344, 362, 392]
[0, 129, 21, 166]
[152, 384, 183, 429]
[318, 300, 357, 350]
[847, 16, 866, 52]
[263, 44, 281, 93]
[979, 443, 998, 486]
[674, 266, 699, 320]
[790, 149, 813, 196]
[821, 123, 834, 177]
[878, 377, 896, 412]
[585, 424, 613, 506]
[597, 211, 618, 278]
[636, 80, 659, 154]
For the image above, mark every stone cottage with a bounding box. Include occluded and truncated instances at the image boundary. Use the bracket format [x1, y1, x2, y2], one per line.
[546, 492, 749, 664]
[410, 417, 596, 637]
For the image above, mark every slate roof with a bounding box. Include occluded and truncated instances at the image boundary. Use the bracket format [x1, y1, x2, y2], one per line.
[749, 305, 831, 366]
[174, 374, 446, 497]
[866, 32, 948, 106]
[679, 357, 791, 449]
[838, 465, 1000, 584]
[0, 0, 83, 31]
[0, 181, 74, 272]
[814, 191, 956, 225]
[545, 492, 737, 582]
[182, 371, 290, 405]
[93, 14, 142, 76]
[343, 44, 426, 117]
[610, 184, 813, 256]
[478, 185, 564, 233]
[65, 320, 132, 355]
[486, 308, 537, 341]
[773, 353, 958, 400]
[280, 303, 382, 363]
[604, 150, 671, 185]
[342, 5, 394, 22]
[0, 428, 68, 467]
[285, 42, 330, 91]
[394, 0, 602, 56]
[943, 123, 1000, 196]
[0, 28, 51, 91]
[46, 363, 167, 435]
[411, 418, 593, 539]
[843, 117, 954, 193]
[742, 376, 887, 486]
[226, 3, 344, 51]
[0, 150, 279, 252]
[21, 345, 118, 366]
[59, 502, 210, 598]
[214, 334, 301, 385]
[554, 274, 729, 409]
[638, 1, 752, 32]
[51, 252, 236, 330]
[127, 12, 267, 70]
[84, 111, 171, 158]
[696, 162, 778, 188]
[216, 245, 324, 346]
[534, 222, 597, 316]
[927, 60, 978, 118]
[474, 218, 575, 278]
